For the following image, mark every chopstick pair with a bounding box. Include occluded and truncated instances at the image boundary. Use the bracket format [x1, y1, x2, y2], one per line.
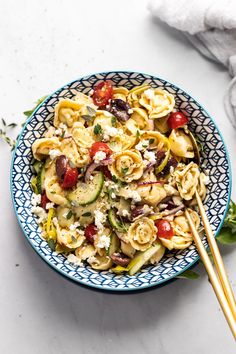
[185, 191, 236, 339]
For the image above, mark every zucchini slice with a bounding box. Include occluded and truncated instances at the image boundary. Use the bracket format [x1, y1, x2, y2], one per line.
[108, 232, 120, 257]
[68, 171, 104, 206]
[128, 242, 163, 276]
[37, 163, 45, 194]
[108, 209, 128, 232]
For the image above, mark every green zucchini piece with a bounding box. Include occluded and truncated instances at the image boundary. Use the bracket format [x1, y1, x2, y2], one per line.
[37, 164, 45, 194]
[108, 209, 128, 232]
[33, 161, 43, 174]
[108, 232, 120, 257]
[68, 171, 104, 206]
[128, 242, 163, 276]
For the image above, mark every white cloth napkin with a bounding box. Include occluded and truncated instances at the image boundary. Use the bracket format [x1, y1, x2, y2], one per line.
[148, 0, 236, 129]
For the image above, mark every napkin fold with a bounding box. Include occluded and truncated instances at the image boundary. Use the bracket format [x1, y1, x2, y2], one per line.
[148, 0, 236, 129]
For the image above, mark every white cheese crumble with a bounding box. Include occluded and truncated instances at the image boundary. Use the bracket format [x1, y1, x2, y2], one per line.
[144, 89, 155, 100]
[69, 222, 80, 231]
[143, 150, 156, 166]
[93, 151, 106, 163]
[128, 190, 141, 203]
[111, 192, 116, 199]
[94, 210, 106, 230]
[31, 193, 41, 207]
[128, 108, 133, 114]
[49, 149, 61, 159]
[103, 126, 123, 141]
[46, 202, 55, 210]
[135, 140, 149, 151]
[87, 256, 99, 265]
[96, 234, 110, 250]
[31, 206, 47, 224]
[67, 254, 82, 266]
[55, 123, 71, 138]
[202, 174, 210, 185]
[122, 209, 130, 218]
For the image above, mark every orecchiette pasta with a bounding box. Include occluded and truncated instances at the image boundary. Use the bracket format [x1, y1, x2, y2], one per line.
[31, 81, 207, 274]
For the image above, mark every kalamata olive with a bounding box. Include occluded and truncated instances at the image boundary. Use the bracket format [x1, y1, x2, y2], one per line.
[110, 253, 130, 266]
[159, 157, 178, 176]
[130, 205, 152, 220]
[56, 155, 68, 182]
[155, 150, 166, 166]
[108, 99, 131, 121]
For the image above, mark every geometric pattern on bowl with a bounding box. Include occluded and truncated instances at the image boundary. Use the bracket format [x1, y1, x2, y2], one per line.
[11, 71, 231, 291]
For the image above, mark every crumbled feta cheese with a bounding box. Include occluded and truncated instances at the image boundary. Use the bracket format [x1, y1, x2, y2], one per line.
[49, 149, 61, 159]
[122, 209, 130, 217]
[169, 166, 174, 174]
[77, 229, 85, 236]
[96, 234, 110, 250]
[90, 175, 94, 181]
[93, 151, 106, 163]
[202, 174, 210, 185]
[55, 123, 71, 138]
[94, 210, 106, 230]
[44, 126, 56, 138]
[46, 202, 55, 210]
[103, 126, 123, 141]
[105, 181, 110, 187]
[128, 108, 133, 114]
[129, 190, 141, 203]
[67, 254, 82, 266]
[135, 140, 149, 151]
[143, 150, 156, 166]
[111, 192, 116, 199]
[144, 89, 155, 100]
[87, 256, 99, 265]
[69, 222, 80, 231]
[31, 206, 47, 224]
[31, 193, 41, 207]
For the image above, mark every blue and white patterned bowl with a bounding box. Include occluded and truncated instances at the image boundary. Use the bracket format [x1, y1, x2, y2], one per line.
[11, 71, 231, 292]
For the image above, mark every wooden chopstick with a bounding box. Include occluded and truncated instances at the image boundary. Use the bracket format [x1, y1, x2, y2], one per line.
[185, 209, 236, 339]
[195, 190, 236, 320]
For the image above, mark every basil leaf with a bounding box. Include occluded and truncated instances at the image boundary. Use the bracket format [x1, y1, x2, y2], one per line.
[176, 269, 200, 280]
[82, 212, 92, 217]
[66, 210, 73, 220]
[94, 124, 102, 135]
[216, 227, 236, 245]
[111, 116, 117, 127]
[121, 167, 129, 175]
[48, 238, 56, 251]
[87, 106, 96, 117]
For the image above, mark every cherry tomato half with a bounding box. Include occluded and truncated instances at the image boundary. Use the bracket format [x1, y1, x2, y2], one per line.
[90, 142, 112, 159]
[155, 219, 174, 239]
[92, 81, 113, 107]
[168, 111, 188, 130]
[60, 166, 78, 189]
[41, 191, 50, 210]
[84, 223, 98, 243]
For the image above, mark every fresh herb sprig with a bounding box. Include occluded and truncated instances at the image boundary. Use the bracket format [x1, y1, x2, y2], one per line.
[0, 118, 17, 151]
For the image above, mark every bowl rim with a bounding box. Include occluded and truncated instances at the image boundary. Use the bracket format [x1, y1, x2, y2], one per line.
[10, 70, 232, 292]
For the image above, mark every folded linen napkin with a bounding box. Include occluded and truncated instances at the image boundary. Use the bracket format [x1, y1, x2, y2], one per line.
[148, 0, 236, 129]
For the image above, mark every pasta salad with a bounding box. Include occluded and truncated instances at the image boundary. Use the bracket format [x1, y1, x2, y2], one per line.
[30, 81, 208, 275]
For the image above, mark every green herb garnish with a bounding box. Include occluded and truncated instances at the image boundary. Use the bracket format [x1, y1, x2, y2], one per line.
[121, 167, 129, 175]
[61, 130, 65, 138]
[66, 210, 73, 219]
[136, 130, 140, 137]
[94, 124, 102, 135]
[216, 200, 236, 244]
[111, 116, 117, 127]
[112, 175, 118, 183]
[48, 239, 56, 251]
[149, 138, 155, 144]
[0, 118, 17, 151]
[176, 269, 200, 280]
[82, 212, 92, 217]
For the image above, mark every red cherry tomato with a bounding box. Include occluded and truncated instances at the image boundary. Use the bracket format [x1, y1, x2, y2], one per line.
[90, 142, 112, 159]
[85, 223, 98, 243]
[155, 219, 174, 239]
[100, 165, 112, 180]
[92, 81, 113, 107]
[60, 166, 78, 189]
[168, 111, 188, 129]
[41, 191, 50, 210]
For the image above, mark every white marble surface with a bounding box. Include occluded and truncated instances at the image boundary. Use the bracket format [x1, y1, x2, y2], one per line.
[0, 0, 236, 353]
